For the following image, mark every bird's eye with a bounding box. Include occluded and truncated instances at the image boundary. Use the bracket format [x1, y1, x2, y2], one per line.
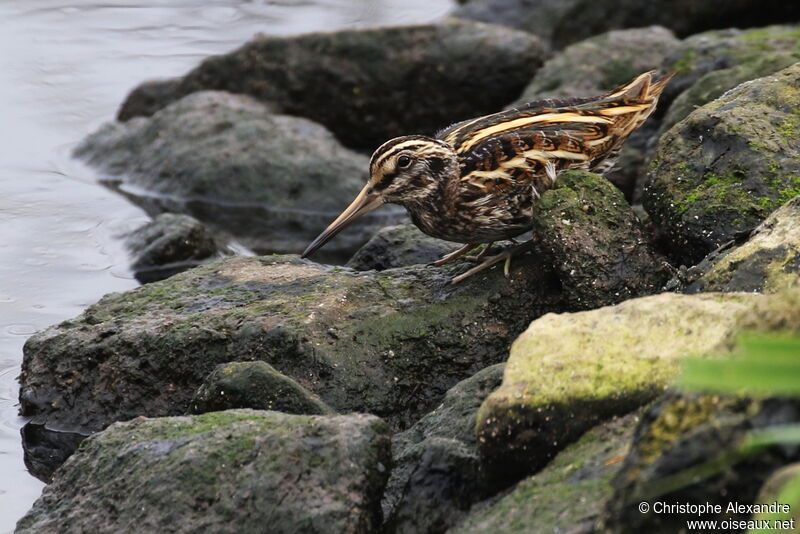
[397, 155, 413, 168]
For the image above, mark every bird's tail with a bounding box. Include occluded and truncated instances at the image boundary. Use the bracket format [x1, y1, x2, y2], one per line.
[605, 70, 675, 105]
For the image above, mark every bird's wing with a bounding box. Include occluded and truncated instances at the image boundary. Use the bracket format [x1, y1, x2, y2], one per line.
[439, 71, 673, 195]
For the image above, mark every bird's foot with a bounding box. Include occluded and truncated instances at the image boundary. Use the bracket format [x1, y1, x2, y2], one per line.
[464, 242, 496, 262]
[449, 240, 534, 284]
[429, 243, 479, 267]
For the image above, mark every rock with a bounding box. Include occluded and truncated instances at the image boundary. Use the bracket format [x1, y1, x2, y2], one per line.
[346, 224, 461, 271]
[509, 27, 680, 201]
[15, 410, 391, 534]
[549, 0, 800, 49]
[660, 25, 800, 132]
[124, 213, 232, 284]
[383, 364, 504, 532]
[117, 20, 547, 150]
[77, 91, 401, 258]
[475, 291, 761, 488]
[19, 253, 565, 478]
[451, 0, 581, 45]
[189, 361, 334, 416]
[532, 170, 670, 310]
[643, 63, 800, 267]
[512, 27, 679, 104]
[599, 394, 800, 533]
[682, 196, 800, 294]
[451, 411, 641, 534]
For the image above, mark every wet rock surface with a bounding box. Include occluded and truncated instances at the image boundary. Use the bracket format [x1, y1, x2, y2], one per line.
[680, 196, 800, 294]
[16, 410, 391, 534]
[476, 292, 760, 488]
[346, 224, 461, 272]
[452, 411, 641, 534]
[117, 20, 547, 150]
[18, 253, 563, 478]
[643, 63, 800, 266]
[77, 91, 401, 258]
[189, 361, 333, 416]
[124, 213, 232, 284]
[383, 364, 504, 533]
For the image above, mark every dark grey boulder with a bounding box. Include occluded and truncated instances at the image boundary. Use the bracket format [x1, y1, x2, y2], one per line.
[76, 91, 401, 258]
[643, 63, 800, 267]
[551, 0, 800, 49]
[383, 364, 504, 533]
[117, 20, 547, 150]
[15, 410, 391, 534]
[346, 224, 461, 271]
[189, 361, 333, 416]
[124, 213, 232, 284]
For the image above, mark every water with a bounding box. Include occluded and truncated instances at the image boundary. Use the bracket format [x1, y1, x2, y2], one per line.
[0, 1, 454, 530]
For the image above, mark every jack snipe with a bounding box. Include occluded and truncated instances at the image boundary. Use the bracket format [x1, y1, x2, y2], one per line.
[302, 70, 673, 283]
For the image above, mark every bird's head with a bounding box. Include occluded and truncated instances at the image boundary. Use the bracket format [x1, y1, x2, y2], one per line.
[301, 135, 457, 258]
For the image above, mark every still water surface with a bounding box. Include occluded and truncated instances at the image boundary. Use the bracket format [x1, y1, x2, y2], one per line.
[0, 1, 454, 530]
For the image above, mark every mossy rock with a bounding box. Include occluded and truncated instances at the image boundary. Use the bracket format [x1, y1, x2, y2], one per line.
[660, 25, 800, 131]
[643, 63, 800, 266]
[475, 292, 760, 488]
[599, 395, 800, 533]
[117, 19, 546, 150]
[532, 170, 670, 310]
[683, 196, 800, 294]
[452, 411, 641, 534]
[189, 361, 334, 416]
[19, 252, 566, 478]
[15, 410, 391, 534]
[599, 288, 800, 532]
[77, 91, 401, 258]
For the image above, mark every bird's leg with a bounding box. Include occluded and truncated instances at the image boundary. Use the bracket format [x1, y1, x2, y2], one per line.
[429, 243, 479, 267]
[449, 240, 535, 284]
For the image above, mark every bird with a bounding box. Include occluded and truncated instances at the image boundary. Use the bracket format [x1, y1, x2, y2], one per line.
[302, 70, 674, 283]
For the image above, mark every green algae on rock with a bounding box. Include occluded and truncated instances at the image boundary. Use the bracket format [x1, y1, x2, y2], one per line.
[475, 292, 760, 487]
[117, 20, 546, 149]
[189, 361, 334, 416]
[15, 410, 390, 534]
[452, 411, 641, 534]
[683, 196, 800, 294]
[532, 170, 670, 310]
[19, 252, 565, 480]
[643, 63, 800, 266]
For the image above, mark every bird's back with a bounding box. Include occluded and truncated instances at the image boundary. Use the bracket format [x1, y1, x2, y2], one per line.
[426, 71, 673, 243]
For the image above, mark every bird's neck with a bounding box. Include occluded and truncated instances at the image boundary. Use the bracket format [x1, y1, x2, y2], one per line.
[399, 168, 461, 238]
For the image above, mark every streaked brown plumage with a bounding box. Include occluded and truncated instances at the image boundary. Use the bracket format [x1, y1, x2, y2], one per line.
[302, 70, 674, 282]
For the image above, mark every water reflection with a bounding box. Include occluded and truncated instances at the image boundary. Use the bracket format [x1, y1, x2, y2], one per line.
[0, 1, 453, 531]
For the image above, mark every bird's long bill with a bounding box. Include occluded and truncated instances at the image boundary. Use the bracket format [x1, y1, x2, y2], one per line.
[301, 186, 383, 258]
